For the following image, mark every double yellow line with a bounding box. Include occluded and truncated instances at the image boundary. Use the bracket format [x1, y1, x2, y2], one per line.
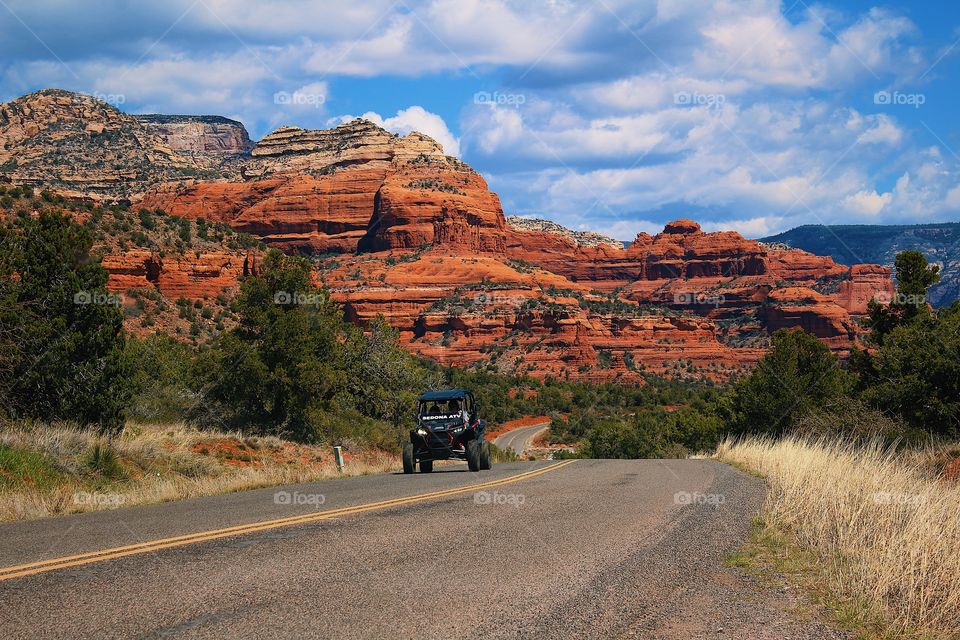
[0, 460, 575, 582]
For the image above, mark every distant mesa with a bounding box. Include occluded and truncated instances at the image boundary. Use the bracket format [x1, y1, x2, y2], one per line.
[763, 222, 960, 308]
[136, 114, 254, 157]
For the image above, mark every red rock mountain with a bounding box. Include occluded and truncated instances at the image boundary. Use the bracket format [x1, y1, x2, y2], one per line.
[0, 89, 896, 381]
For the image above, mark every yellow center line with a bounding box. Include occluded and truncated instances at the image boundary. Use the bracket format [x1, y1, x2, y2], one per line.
[0, 460, 575, 582]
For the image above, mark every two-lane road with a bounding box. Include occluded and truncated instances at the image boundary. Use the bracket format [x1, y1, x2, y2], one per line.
[0, 460, 843, 639]
[492, 421, 551, 456]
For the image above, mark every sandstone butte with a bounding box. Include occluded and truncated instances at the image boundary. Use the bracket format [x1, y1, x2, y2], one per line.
[0, 89, 896, 382]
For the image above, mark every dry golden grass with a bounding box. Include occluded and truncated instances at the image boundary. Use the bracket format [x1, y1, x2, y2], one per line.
[0, 421, 398, 521]
[716, 436, 960, 639]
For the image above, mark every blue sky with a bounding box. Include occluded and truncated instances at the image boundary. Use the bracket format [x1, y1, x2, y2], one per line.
[2, 0, 959, 239]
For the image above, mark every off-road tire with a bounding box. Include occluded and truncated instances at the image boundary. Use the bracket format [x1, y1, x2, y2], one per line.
[402, 443, 415, 474]
[466, 440, 481, 472]
[479, 441, 492, 470]
[419, 459, 433, 473]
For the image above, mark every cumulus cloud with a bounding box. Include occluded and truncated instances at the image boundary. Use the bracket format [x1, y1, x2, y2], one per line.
[454, 2, 959, 233]
[331, 106, 461, 157]
[702, 217, 786, 238]
[842, 190, 892, 216]
[462, 87, 960, 235]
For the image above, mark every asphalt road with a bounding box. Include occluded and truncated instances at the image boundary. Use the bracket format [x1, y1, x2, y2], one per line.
[492, 421, 551, 455]
[0, 460, 845, 640]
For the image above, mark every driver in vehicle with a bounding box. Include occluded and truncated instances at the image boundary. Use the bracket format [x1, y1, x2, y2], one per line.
[446, 399, 463, 419]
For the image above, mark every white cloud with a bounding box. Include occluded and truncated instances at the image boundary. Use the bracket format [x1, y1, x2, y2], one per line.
[702, 216, 784, 238]
[332, 106, 461, 157]
[856, 114, 903, 145]
[842, 189, 892, 216]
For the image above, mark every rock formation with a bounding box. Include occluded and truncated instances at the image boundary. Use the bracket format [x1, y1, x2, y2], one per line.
[246, 120, 445, 177]
[0, 88, 898, 381]
[102, 250, 260, 300]
[506, 216, 622, 249]
[0, 90, 210, 199]
[141, 119, 503, 255]
[136, 115, 253, 161]
[832, 264, 895, 314]
[357, 157, 507, 253]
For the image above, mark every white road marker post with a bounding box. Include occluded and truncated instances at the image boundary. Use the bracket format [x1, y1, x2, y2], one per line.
[333, 446, 345, 473]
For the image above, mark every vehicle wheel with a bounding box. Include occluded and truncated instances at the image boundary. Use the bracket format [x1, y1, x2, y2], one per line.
[419, 459, 433, 473]
[466, 440, 481, 472]
[479, 441, 492, 470]
[402, 443, 415, 474]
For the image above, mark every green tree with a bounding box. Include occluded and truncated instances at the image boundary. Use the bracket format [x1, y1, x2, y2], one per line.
[585, 412, 687, 458]
[672, 406, 726, 452]
[857, 303, 960, 437]
[342, 315, 436, 436]
[125, 333, 195, 423]
[584, 417, 645, 458]
[191, 250, 348, 442]
[850, 250, 960, 436]
[864, 250, 940, 345]
[0, 212, 130, 431]
[731, 328, 851, 435]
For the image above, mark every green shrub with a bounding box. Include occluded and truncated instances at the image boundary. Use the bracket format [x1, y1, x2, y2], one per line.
[0, 212, 131, 432]
[83, 443, 126, 480]
[731, 329, 851, 436]
[138, 209, 156, 231]
[790, 398, 920, 446]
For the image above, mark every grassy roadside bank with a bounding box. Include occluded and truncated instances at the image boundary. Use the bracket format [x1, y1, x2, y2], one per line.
[0, 420, 534, 522]
[0, 421, 398, 521]
[716, 437, 960, 639]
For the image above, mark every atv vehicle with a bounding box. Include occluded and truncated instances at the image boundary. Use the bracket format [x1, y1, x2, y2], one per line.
[403, 389, 491, 473]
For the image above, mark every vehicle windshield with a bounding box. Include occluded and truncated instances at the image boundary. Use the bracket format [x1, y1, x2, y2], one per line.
[418, 399, 464, 419]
